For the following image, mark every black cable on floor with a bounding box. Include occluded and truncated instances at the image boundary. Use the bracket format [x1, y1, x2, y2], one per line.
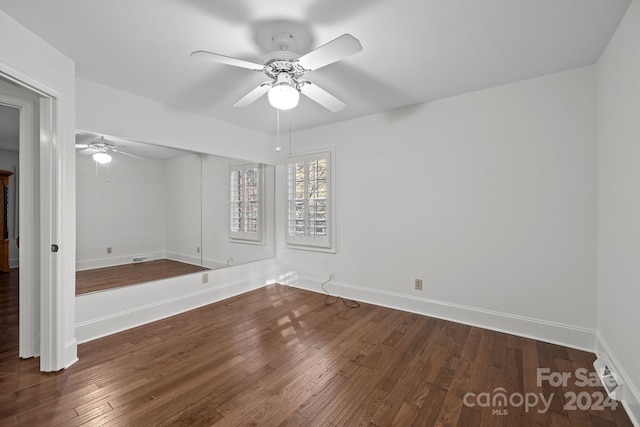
[321, 275, 360, 309]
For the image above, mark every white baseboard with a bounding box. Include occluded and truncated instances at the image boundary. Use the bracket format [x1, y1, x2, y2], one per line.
[75, 273, 272, 344]
[596, 333, 640, 426]
[165, 251, 201, 266]
[76, 251, 166, 271]
[165, 251, 226, 269]
[77, 252, 228, 271]
[282, 275, 597, 352]
[64, 338, 79, 369]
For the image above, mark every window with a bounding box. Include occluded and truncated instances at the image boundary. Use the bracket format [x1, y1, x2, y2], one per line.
[230, 163, 263, 243]
[286, 150, 334, 251]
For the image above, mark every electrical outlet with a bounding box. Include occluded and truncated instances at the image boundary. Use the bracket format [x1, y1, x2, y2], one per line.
[202, 272, 208, 284]
[415, 278, 423, 291]
[106, 247, 112, 254]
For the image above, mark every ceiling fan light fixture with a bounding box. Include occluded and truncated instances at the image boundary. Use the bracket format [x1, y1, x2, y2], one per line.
[93, 151, 112, 164]
[268, 73, 299, 110]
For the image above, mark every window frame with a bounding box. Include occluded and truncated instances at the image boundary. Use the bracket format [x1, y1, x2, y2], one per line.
[229, 162, 265, 245]
[285, 149, 336, 253]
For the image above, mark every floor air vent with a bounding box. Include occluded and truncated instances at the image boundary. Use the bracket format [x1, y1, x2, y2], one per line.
[594, 357, 622, 400]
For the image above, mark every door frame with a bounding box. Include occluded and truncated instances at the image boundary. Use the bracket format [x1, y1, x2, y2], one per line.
[0, 67, 64, 371]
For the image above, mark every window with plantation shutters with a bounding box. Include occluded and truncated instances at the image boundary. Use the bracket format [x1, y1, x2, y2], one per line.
[229, 163, 263, 243]
[286, 150, 334, 251]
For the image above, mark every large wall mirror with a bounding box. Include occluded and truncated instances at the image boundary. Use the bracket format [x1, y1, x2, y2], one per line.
[75, 130, 275, 294]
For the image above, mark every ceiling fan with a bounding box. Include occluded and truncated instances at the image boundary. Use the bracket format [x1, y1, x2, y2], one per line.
[191, 33, 363, 112]
[76, 136, 142, 164]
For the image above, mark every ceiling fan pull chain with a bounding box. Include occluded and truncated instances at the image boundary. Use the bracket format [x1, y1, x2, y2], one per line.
[289, 111, 292, 156]
[276, 108, 281, 152]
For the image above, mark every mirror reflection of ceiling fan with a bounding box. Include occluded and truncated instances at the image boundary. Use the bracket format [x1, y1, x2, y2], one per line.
[75, 136, 142, 164]
[191, 33, 363, 112]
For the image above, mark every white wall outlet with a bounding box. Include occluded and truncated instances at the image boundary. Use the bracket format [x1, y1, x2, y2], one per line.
[106, 247, 112, 254]
[415, 278, 423, 290]
[202, 272, 208, 284]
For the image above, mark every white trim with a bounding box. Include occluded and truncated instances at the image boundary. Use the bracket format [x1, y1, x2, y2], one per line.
[596, 333, 640, 427]
[281, 275, 597, 352]
[164, 251, 230, 269]
[75, 273, 273, 343]
[76, 252, 231, 273]
[0, 92, 38, 359]
[76, 251, 167, 271]
[0, 61, 76, 371]
[39, 95, 62, 372]
[64, 338, 78, 369]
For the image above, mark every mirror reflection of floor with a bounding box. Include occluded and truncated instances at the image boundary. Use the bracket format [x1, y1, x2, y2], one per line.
[76, 259, 207, 295]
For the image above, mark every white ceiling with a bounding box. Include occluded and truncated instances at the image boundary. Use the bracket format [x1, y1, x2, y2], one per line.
[0, 0, 632, 136]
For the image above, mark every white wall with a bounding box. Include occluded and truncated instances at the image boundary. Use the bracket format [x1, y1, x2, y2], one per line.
[596, 0, 640, 423]
[164, 154, 202, 265]
[0, 10, 77, 370]
[201, 154, 227, 267]
[76, 79, 276, 165]
[276, 66, 598, 350]
[0, 149, 19, 267]
[76, 152, 167, 269]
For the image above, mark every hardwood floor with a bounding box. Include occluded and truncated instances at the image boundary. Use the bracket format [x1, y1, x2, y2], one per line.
[76, 259, 205, 294]
[0, 269, 634, 426]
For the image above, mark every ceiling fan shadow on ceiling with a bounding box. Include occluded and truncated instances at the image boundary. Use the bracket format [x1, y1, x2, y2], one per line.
[191, 33, 363, 112]
[75, 136, 143, 164]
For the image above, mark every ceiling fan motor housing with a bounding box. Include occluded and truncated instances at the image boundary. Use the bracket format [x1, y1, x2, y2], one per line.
[262, 50, 308, 94]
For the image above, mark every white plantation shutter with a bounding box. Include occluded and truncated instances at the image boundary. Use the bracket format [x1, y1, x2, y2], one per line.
[229, 163, 263, 242]
[286, 150, 333, 250]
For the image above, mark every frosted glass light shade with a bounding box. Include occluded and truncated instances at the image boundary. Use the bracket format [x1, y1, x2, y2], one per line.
[268, 83, 299, 110]
[93, 152, 112, 164]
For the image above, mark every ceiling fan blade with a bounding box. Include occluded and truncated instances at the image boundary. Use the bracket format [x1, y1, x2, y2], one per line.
[78, 147, 98, 155]
[297, 34, 362, 71]
[191, 50, 264, 71]
[233, 82, 272, 108]
[300, 82, 346, 112]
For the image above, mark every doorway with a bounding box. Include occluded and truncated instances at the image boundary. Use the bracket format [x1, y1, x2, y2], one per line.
[0, 77, 40, 361]
[0, 74, 62, 371]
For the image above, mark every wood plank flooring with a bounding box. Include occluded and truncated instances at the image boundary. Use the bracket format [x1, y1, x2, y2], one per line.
[0, 269, 634, 426]
[76, 259, 205, 294]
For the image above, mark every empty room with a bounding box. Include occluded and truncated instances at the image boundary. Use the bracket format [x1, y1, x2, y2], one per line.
[0, 0, 639, 425]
